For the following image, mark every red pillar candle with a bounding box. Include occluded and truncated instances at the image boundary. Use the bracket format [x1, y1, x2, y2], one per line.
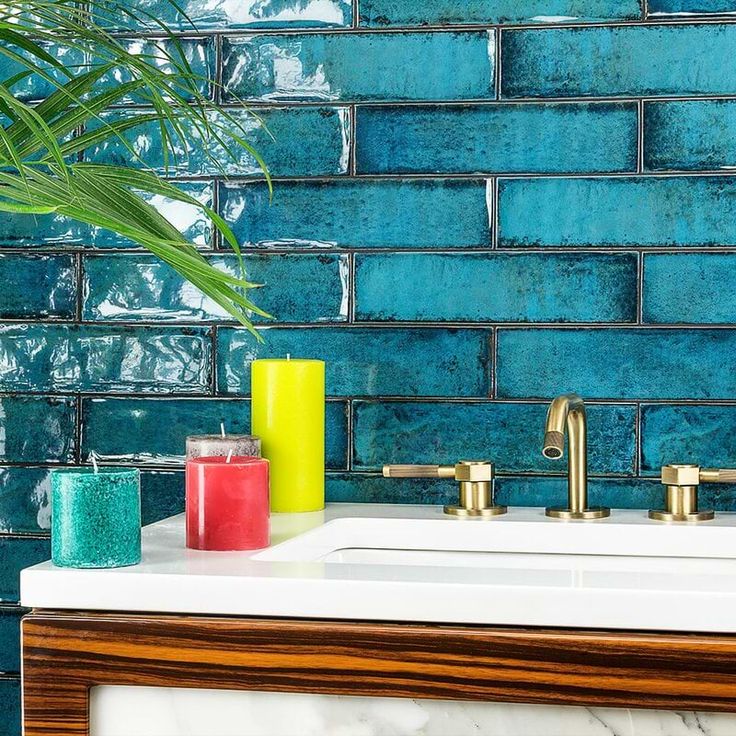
[186, 456, 269, 551]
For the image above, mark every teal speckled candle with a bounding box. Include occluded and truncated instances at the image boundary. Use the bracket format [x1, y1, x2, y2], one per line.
[51, 468, 141, 568]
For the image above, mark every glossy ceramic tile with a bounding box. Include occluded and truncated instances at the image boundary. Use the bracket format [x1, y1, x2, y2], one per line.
[356, 103, 637, 174]
[359, 0, 642, 26]
[0, 607, 21, 673]
[220, 179, 490, 248]
[81, 398, 348, 470]
[352, 401, 636, 473]
[0, 680, 20, 736]
[0, 396, 76, 463]
[222, 32, 494, 102]
[140, 471, 185, 526]
[327, 474, 665, 509]
[0, 183, 212, 248]
[82, 253, 348, 323]
[498, 176, 736, 247]
[0, 469, 52, 535]
[648, 0, 736, 14]
[643, 253, 736, 323]
[355, 253, 637, 323]
[497, 328, 736, 399]
[96, 0, 352, 29]
[0, 537, 49, 602]
[644, 100, 736, 171]
[640, 405, 736, 474]
[0, 45, 84, 103]
[108, 38, 214, 101]
[0, 255, 75, 320]
[501, 24, 736, 98]
[0, 325, 211, 394]
[218, 327, 491, 397]
[86, 108, 350, 177]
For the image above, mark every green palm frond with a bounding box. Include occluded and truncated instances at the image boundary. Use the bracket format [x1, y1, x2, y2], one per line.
[0, 0, 271, 336]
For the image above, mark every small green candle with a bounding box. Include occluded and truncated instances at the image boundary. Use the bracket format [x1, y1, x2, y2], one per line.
[51, 467, 141, 569]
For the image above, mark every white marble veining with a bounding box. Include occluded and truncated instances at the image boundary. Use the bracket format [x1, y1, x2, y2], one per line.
[90, 686, 736, 736]
[21, 504, 736, 632]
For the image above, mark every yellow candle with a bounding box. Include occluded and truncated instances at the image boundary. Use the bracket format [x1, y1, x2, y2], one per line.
[251, 358, 325, 513]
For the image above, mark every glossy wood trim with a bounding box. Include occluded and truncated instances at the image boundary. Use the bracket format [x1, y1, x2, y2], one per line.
[23, 610, 736, 735]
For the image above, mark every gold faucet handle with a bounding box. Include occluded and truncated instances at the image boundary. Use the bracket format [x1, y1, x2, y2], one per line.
[700, 468, 736, 484]
[382, 464, 456, 479]
[382, 461, 494, 481]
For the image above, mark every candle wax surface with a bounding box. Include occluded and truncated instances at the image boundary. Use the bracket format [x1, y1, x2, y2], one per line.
[251, 359, 325, 513]
[186, 456, 269, 551]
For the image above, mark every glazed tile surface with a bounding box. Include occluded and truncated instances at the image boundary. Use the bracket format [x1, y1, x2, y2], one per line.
[218, 327, 492, 397]
[359, 0, 642, 26]
[221, 180, 490, 248]
[501, 24, 736, 98]
[356, 103, 637, 174]
[498, 176, 736, 247]
[355, 252, 637, 323]
[222, 32, 494, 102]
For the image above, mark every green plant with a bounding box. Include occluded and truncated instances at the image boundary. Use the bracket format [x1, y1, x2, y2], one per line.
[0, 0, 270, 337]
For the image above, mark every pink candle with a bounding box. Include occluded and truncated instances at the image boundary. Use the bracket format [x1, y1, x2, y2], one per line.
[186, 456, 269, 551]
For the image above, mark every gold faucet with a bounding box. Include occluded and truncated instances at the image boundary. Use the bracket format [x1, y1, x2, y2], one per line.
[542, 393, 610, 520]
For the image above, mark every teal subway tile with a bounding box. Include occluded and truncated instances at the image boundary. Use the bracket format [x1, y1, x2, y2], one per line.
[221, 179, 490, 249]
[86, 108, 350, 177]
[356, 103, 637, 175]
[0, 396, 76, 463]
[643, 253, 736, 323]
[0, 183, 212, 248]
[0, 537, 49, 602]
[0, 44, 83, 102]
[82, 253, 348, 323]
[352, 401, 636, 474]
[0, 469, 51, 535]
[0, 325, 211, 394]
[326, 475, 659, 508]
[95, 0, 352, 29]
[360, 0, 641, 26]
[649, 0, 736, 14]
[644, 100, 736, 171]
[497, 328, 736, 399]
[0, 255, 75, 319]
[0, 679, 20, 736]
[640, 404, 736, 473]
[501, 24, 736, 98]
[355, 252, 637, 323]
[0, 607, 22, 672]
[218, 327, 491, 397]
[82, 398, 348, 469]
[498, 176, 736, 248]
[222, 32, 493, 102]
[140, 471, 185, 525]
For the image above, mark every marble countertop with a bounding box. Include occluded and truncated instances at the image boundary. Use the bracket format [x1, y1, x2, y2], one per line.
[21, 503, 736, 633]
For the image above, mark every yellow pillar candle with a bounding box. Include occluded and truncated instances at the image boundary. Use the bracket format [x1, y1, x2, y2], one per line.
[251, 358, 325, 513]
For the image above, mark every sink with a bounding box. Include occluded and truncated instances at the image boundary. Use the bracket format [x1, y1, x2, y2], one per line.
[255, 506, 736, 564]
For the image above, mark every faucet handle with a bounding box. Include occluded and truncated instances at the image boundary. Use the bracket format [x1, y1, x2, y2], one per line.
[382, 464, 457, 479]
[382, 461, 506, 517]
[700, 468, 736, 484]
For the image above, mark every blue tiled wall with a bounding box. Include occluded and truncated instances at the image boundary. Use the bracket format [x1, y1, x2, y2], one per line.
[4, 1, 736, 727]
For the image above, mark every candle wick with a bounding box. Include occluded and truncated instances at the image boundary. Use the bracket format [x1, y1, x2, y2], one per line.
[91, 452, 99, 474]
[226, 449, 233, 464]
[286, 353, 291, 361]
[220, 422, 226, 439]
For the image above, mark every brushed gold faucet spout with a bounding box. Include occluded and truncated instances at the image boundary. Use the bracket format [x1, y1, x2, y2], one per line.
[543, 394, 609, 520]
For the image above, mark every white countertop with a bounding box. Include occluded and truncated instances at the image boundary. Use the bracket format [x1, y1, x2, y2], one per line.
[21, 503, 736, 633]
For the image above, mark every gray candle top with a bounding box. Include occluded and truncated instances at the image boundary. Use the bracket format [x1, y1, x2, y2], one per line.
[186, 434, 261, 460]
